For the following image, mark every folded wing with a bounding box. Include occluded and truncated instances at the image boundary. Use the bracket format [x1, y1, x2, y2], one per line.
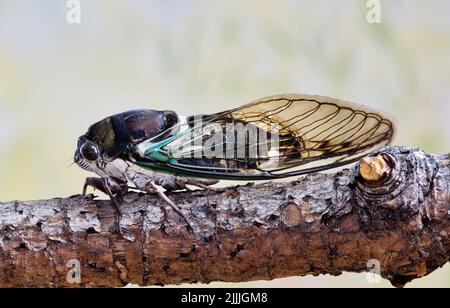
[134, 94, 396, 179]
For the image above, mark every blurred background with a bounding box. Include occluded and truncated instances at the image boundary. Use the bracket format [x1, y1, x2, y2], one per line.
[0, 0, 449, 287]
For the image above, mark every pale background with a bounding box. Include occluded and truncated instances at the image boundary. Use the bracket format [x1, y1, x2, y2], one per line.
[0, 0, 449, 288]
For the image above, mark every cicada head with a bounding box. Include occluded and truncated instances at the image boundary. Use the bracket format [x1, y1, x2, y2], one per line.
[74, 109, 179, 177]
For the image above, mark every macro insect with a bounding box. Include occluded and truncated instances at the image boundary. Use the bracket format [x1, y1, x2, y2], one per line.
[74, 94, 396, 231]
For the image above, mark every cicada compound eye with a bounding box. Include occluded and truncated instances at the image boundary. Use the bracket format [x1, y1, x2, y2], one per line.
[80, 142, 99, 161]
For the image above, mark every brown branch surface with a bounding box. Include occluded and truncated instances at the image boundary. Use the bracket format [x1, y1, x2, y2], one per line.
[0, 146, 449, 288]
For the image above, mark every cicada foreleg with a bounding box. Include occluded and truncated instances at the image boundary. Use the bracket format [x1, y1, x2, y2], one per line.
[82, 176, 128, 234]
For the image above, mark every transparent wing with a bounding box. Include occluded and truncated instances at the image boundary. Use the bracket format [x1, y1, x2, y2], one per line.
[133, 94, 396, 179]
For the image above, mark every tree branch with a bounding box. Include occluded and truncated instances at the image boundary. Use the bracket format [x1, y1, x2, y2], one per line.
[0, 146, 448, 288]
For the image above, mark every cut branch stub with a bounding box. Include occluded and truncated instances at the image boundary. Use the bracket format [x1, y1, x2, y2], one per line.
[356, 147, 440, 221]
[357, 151, 405, 207]
[359, 154, 393, 183]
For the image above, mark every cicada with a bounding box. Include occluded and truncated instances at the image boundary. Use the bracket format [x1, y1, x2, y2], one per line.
[74, 94, 396, 230]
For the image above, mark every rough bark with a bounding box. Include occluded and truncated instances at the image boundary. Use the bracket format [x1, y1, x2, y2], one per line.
[0, 146, 448, 288]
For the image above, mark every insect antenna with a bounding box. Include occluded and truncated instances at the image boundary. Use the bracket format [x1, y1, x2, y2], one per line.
[66, 158, 76, 168]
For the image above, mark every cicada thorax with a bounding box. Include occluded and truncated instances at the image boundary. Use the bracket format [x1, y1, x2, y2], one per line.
[84, 109, 179, 160]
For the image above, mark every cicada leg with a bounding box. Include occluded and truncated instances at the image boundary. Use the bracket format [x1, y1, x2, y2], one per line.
[83, 176, 128, 234]
[156, 175, 220, 193]
[183, 178, 223, 193]
[147, 181, 194, 231]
